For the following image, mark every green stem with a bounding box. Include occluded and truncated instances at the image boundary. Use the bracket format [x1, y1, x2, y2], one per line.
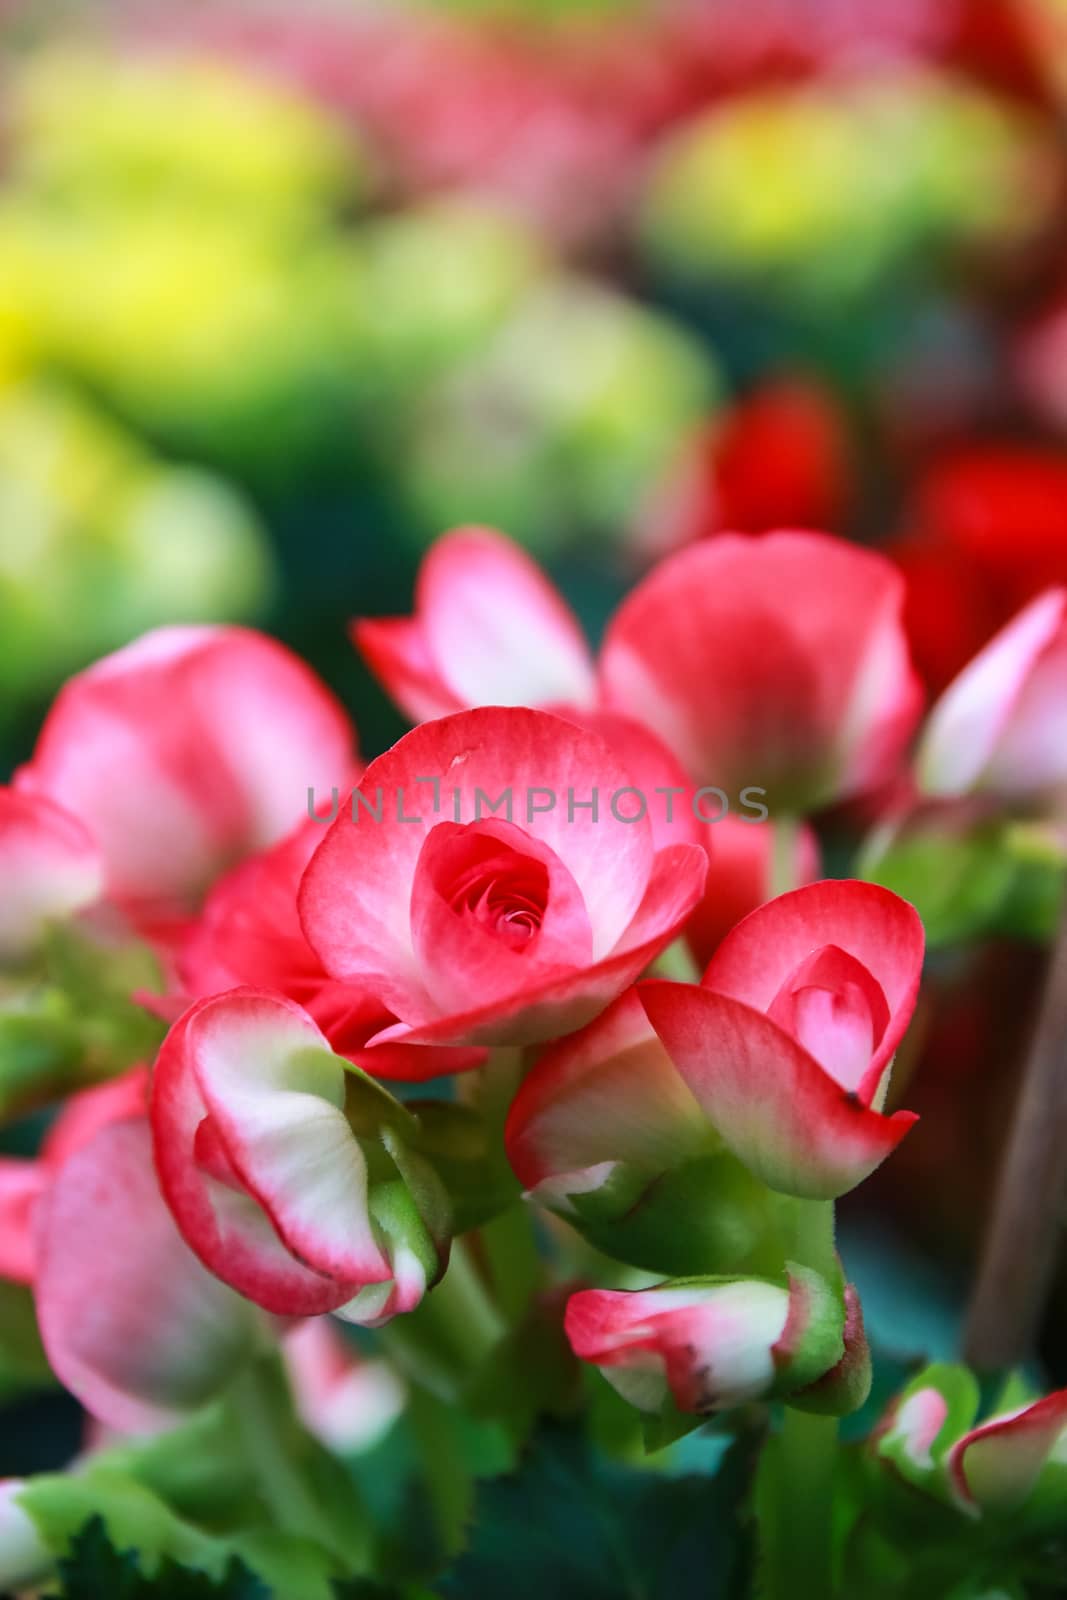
[231, 1357, 338, 1552]
[760, 1197, 839, 1599]
[375, 1236, 506, 1401]
[769, 814, 798, 899]
[755, 814, 840, 1592]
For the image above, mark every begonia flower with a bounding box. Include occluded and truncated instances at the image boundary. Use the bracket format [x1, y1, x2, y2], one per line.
[564, 1267, 849, 1417]
[599, 532, 922, 812]
[177, 818, 485, 1080]
[35, 1115, 267, 1433]
[918, 589, 1067, 803]
[152, 989, 452, 1322]
[354, 525, 596, 722]
[300, 707, 707, 1048]
[641, 880, 924, 1198]
[876, 1365, 1067, 1520]
[0, 789, 103, 967]
[505, 989, 764, 1273]
[17, 626, 356, 918]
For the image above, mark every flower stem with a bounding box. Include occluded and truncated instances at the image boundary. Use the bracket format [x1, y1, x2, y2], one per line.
[769, 814, 798, 899]
[231, 1356, 339, 1552]
[759, 1198, 839, 1599]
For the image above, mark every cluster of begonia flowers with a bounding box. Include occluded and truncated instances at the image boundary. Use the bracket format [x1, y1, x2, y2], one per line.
[4, 524, 1067, 1574]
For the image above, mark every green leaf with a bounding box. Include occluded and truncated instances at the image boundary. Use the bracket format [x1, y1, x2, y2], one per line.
[861, 824, 1016, 949]
[436, 1422, 754, 1599]
[43, 1516, 269, 1599]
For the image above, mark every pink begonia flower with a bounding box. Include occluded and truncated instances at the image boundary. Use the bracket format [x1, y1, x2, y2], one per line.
[641, 880, 924, 1199]
[177, 819, 485, 1081]
[7, 1067, 264, 1432]
[0, 1161, 47, 1284]
[35, 1116, 266, 1434]
[283, 1319, 405, 1455]
[564, 1267, 848, 1416]
[918, 588, 1067, 802]
[876, 1368, 1067, 1519]
[0, 1069, 149, 1287]
[559, 708, 704, 852]
[503, 989, 764, 1275]
[152, 989, 451, 1322]
[599, 531, 923, 812]
[300, 707, 707, 1048]
[354, 526, 596, 722]
[17, 626, 357, 919]
[0, 789, 103, 966]
[685, 814, 821, 968]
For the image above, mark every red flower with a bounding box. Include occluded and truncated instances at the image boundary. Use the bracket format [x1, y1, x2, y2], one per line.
[178, 818, 484, 1081]
[152, 989, 451, 1322]
[685, 814, 820, 968]
[17, 626, 357, 921]
[300, 707, 706, 1048]
[0, 789, 102, 966]
[354, 526, 596, 724]
[643, 378, 851, 556]
[600, 532, 922, 812]
[919, 588, 1067, 801]
[641, 880, 924, 1198]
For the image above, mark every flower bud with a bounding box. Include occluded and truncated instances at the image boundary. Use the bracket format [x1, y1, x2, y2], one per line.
[565, 1266, 851, 1418]
[152, 989, 452, 1324]
[505, 990, 767, 1274]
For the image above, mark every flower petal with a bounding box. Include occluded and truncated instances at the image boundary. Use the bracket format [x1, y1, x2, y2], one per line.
[20, 626, 356, 913]
[948, 1391, 1067, 1514]
[702, 880, 924, 1091]
[505, 988, 707, 1196]
[639, 981, 916, 1198]
[300, 707, 658, 1017]
[418, 527, 596, 710]
[918, 589, 1067, 798]
[35, 1118, 261, 1432]
[152, 993, 375, 1315]
[0, 790, 102, 965]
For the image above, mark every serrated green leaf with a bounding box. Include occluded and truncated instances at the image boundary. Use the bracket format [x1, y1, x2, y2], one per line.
[436, 1422, 754, 1599]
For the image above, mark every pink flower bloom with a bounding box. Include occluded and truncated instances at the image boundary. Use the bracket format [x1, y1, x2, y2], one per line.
[0, 789, 103, 966]
[35, 1114, 266, 1434]
[283, 1319, 405, 1454]
[599, 532, 922, 812]
[685, 814, 820, 968]
[178, 819, 484, 1081]
[0, 1161, 47, 1284]
[565, 1267, 846, 1416]
[152, 989, 451, 1323]
[354, 526, 596, 722]
[0, 1069, 149, 1287]
[18, 626, 357, 919]
[13, 1069, 263, 1432]
[918, 588, 1067, 802]
[300, 707, 707, 1048]
[641, 880, 924, 1198]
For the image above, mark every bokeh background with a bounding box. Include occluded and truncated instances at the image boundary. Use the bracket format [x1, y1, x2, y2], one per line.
[5, 0, 1067, 1478]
